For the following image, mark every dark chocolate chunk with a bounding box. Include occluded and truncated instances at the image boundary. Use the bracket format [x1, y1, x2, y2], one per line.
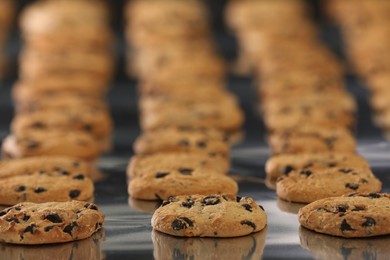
[22, 214, 30, 222]
[69, 190, 81, 199]
[196, 141, 207, 148]
[182, 199, 194, 208]
[6, 218, 19, 223]
[339, 168, 352, 174]
[63, 222, 78, 236]
[337, 204, 349, 213]
[44, 213, 63, 223]
[15, 185, 26, 192]
[31, 122, 45, 129]
[155, 172, 169, 178]
[26, 140, 40, 149]
[242, 204, 253, 212]
[361, 217, 376, 227]
[24, 224, 37, 234]
[44, 226, 55, 232]
[236, 196, 242, 202]
[240, 220, 256, 230]
[345, 183, 359, 190]
[0, 211, 6, 217]
[178, 139, 189, 147]
[34, 187, 47, 193]
[171, 219, 188, 230]
[23, 224, 37, 234]
[83, 124, 93, 132]
[283, 165, 295, 175]
[178, 168, 193, 175]
[366, 193, 380, 199]
[340, 219, 355, 232]
[180, 217, 193, 227]
[202, 195, 220, 206]
[352, 206, 366, 211]
[300, 170, 312, 177]
[73, 174, 85, 180]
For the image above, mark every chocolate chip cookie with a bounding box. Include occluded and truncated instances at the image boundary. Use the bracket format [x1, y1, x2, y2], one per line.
[0, 201, 104, 244]
[298, 193, 390, 237]
[152, 194, 267, 237]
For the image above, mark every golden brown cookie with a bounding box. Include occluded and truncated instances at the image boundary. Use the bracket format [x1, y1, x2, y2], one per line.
[152, 194, 267, 237]
[0, 201, 104, 244]
[298, 193, 390, 237]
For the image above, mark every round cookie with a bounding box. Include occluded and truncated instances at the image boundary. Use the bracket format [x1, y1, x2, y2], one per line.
[268, 126, 356, 154]
[265, 153, 370, 181]
[133, 127, 230, 156]
[276, 166, 382, 203]
[298, 193, 390, 238]
[127, 152, 230, 179]
[11, 107, 112, 141]
[0, 172, 94, 205]
[0, 201, 104, 244]
[1, 130, 102, 161]
[129, 173, 238, 201]
[0, 156, 93, 179]
[151, 194, 267, 237]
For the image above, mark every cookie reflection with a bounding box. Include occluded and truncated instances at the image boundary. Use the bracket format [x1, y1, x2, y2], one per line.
[277, 198, 305, 214]
[299, 226, 390, 260]
[152, 228, 267, 260]
[128, 197, 161, 214]
[0, 230, 105, 260]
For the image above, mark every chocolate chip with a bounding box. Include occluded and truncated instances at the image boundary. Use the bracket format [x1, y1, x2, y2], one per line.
[345, 183, 359, 190]
[45, 226, 55, 232]
[328, 162, 337, 167]
[31, 122, 45, 129]
[6, 218, 19, 223]
[69, 190, 81, 199]
[202, 195, 220, 206]
[26, 140, 40, 149]
[73, 161, 80, 167]
[362, 217, 376, 227]
[283, 165, 295, 175]
[85, 204, 98, 211]
[178, 139, 189, 147]
[182, 199, 194, 208]
[337, 204, 349, 213]
[178, 168, 193, 175]
[171, 219, 188, 230]
[197, 141, 207, 148]
[259, 205, 265, 211]
[340, 219, 355, 232]
[24, 224, 37, 234]
[83, 124, 93, 132]
[44, 213, 63, 223]
[0, 211, 6, 217]
[22, 214, 30, 222]
[15, 185, 26, 192]
[339, 168, 352, 174]
[366, 193, 380, 199]
[63, 222, 78, 236]
[300, 170, 312, 177]
[57, 168, 69, 176]
[316, 207, 332, 213]
[242, 204, 253, 212]
[155, 172, 169, 178]
[180, 217, 193, 227]
[34, 187, 47, 193]
[352, 206, 366, 211]
[73, 174, 85, 180]
[240, 220, 256, 230]
[236, 196, 242, 202]
[161, 197, 176, 207]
